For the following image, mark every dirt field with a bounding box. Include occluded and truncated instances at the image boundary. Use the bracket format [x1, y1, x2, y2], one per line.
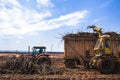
[0, 53, 120, 80]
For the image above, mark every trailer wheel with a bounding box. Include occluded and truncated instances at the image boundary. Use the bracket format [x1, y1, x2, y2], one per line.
[37, 56, 51, 65]
[97, 58, 114, 74]
[75, 59, 81, 65]
[64, 59, 76, 68]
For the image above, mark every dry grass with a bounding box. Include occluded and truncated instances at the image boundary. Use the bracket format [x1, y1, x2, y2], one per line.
[0, 56, 63, 75]
[0, 54, 120, 80]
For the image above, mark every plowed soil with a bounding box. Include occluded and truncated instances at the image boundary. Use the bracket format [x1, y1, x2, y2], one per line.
[0, 53, 120, 80]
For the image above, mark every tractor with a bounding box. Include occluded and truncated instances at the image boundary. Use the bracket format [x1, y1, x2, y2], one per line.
[29, 46, 51, 65]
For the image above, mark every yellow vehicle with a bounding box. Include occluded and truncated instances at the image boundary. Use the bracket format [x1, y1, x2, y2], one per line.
[88, 25, 120, 74]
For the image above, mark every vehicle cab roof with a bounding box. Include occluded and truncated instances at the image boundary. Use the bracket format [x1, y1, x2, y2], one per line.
[33, 46, 46, 49]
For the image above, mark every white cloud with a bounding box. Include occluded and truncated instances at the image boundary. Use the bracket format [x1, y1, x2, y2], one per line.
[36, 0, 54, 8]
[17, 36, 24, 39]
[47, 10, 88, 27]
[0, 0, 22, 9]
[0, 0, 89, 36]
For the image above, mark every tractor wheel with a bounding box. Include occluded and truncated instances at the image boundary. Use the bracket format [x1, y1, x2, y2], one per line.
[97, 58, 114, 74]
[37, 56, 51, 65]
[64, 59, 76, 68]
[114, 61, 120, 73]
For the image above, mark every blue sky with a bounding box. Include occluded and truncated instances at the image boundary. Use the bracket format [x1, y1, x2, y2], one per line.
[0, 0, 120, 52]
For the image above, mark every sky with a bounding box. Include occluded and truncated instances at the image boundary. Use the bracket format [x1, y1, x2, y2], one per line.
[0, 0, 120, 52]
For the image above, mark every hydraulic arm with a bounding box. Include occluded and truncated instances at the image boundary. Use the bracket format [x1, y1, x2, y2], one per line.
[87, 25, 102, 38]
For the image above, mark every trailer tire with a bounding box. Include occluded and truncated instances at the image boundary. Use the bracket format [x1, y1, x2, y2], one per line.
[97, 58, 114, 74]
[75, 59, 81, 65]
[64, 59, 76, 68]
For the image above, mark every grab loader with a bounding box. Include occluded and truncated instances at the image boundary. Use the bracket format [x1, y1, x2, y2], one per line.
[88, 25, 120, 74]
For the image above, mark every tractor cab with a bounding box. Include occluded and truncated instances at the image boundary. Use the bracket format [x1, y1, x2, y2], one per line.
[88, 25, 113, 57]
[32, 46, 46, 56]
[94, 35, 113, 56]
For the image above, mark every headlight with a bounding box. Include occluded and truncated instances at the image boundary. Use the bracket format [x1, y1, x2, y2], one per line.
[93, 59, 96, 63]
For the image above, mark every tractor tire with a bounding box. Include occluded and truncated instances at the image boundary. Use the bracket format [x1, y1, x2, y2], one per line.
[64, 59, 76, 69]
[37, 56, 51, 65]
[97, 58, 114, 74]
[114, 61, 120, 73]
